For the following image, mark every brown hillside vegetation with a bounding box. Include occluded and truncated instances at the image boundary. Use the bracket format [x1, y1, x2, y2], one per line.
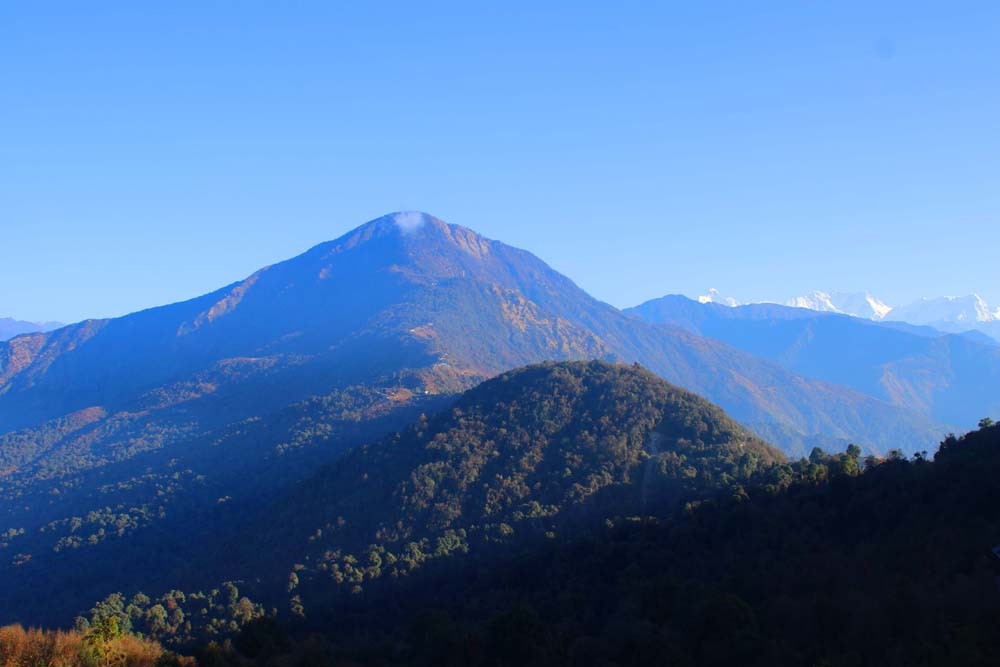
[0, 624, 181, 667]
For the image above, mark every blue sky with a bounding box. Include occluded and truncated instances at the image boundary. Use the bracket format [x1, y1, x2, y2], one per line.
[2, 2, 999, 323]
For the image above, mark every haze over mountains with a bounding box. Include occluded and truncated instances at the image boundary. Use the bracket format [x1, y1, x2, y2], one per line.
[627, 295, 1000, 430]
[0, 318, 62, 342]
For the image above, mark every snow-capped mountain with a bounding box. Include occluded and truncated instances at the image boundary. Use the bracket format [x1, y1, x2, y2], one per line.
[886, 295, 1000, 326]
[785, 291, 892, 320]
[696, 288, 740, 307]
[685, 288, 1000, 343]
[782, 292, 1000, 343]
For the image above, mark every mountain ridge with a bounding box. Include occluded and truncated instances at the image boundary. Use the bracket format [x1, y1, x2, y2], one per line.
[694, 288, 1000, 342]
[0, 318, 63, 342]
[0, 212, 943, 456]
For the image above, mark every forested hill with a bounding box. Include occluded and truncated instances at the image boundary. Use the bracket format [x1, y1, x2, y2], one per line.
[68, 361, 786, 642]
[247, 361, 786, 613]
[206, 420, 1000, 667]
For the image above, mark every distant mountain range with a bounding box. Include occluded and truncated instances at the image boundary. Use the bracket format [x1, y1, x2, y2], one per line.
[784, 290, 894, 320]
[0, 213, 941, 455]
[626, 295, 1000, 430]
[0, 318, 62, 342]
[694, 289, 1000, 342]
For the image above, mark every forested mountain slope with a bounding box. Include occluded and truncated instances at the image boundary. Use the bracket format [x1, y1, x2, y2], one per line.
[75, 361, 786, 642]
[216, 420, 1000, 667]
[252, 361, 784, 612]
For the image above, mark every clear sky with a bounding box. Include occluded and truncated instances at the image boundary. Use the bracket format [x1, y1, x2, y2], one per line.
[3, 2, 999, 323]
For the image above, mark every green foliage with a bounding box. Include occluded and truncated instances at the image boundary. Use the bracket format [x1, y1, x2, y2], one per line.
[78, 586, 265, 648]
[263, 420, 1000, 666]
[259, 361, 782, 613]
[60, 360, 783, 649]
[0, 375, 446, 628]
[84, 614, 126, 667]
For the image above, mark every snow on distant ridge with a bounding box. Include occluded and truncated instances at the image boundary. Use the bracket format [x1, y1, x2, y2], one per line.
[785, 291, 892, 320]
[781, 291, 1000, 327]
[684, 288, 998, 342]
[779, 291, 999, 343]
[786, 291, 842, 314]
[697, 288, 740, 307]
[886, 294, 999, 325]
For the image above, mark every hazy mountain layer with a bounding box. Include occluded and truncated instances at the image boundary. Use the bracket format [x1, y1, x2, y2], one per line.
[698, 289, 1000, 343]
[0, 318, 62, 342]
[627, 295, 1000, 430]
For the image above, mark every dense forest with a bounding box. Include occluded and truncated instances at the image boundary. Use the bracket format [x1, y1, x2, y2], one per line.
[15, 361, 986, 667]
[168, 417, 1000, 667]
[64, 361, 780, 644]
[0, 380, 449, 626]
[261, 361, 783, 612]
[332, 422, 999, 666]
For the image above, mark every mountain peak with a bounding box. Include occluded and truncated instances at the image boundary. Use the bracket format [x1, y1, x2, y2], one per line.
[389, 210, 432, 233]
[785, 290, 892, 320]
[367, 210, 444, 235]
[327, 212, 494, 262]
[696, 288, 740, 307]
[363, 211, 463, 237]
